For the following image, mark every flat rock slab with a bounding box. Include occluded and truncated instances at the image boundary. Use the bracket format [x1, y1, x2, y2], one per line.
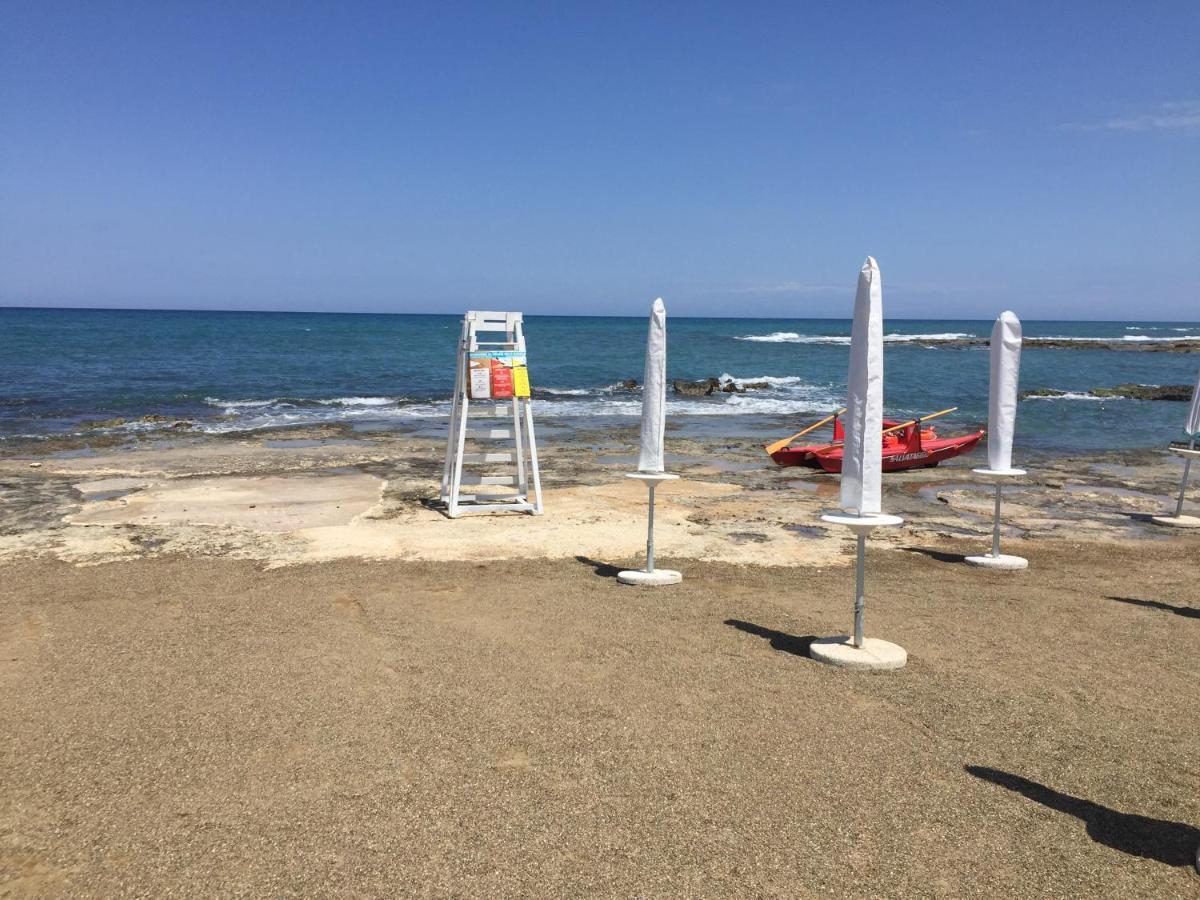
[617, 569, 682, 586]
[74, 478, 154, 498]
[68, 474, 383, 532]
[965, 553, 1029, 570]
[809, 636, 907, 671]
[1150, 514, 1200, 529]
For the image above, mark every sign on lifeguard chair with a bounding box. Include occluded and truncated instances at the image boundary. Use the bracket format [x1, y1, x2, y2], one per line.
[440, 311, 543, 517]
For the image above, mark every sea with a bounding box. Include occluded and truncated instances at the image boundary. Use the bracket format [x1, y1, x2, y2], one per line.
[2, 308, 1198, 455]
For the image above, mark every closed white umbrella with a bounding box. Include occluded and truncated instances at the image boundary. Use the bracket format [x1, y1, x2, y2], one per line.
[987, 311, 1023, 472]
[637, 298, 667, 473]
[1169, 368, 1200, 518]
[967, 311, 1028, 569]
[618, 298, 682, 586]
[816, 257, 905, 668]
[840, 257, 884, 515]
[1186, 369, 1200, 437]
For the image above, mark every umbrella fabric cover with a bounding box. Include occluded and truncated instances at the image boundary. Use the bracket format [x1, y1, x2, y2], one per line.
[987, 311, 1023, 471]
[1186, 369, 1200, 437]
[840, 258, 884, 515]
[637, 298, 668, 472]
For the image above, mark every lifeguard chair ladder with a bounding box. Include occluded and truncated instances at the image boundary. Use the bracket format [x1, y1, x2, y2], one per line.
[440, 311, 543, 517]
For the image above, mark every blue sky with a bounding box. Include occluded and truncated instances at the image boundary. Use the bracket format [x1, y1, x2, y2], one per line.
[2, 2, 1197, 319]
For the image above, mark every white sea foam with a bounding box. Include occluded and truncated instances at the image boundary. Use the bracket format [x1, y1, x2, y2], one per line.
[885, 332, 974, 342]
[204, 396, 280, 408]
[1023, 392, 1107, 402]
[204, 395, 404, 410]
[734, 331, 810, 343]
[539, 387, 592, 396]
[317, 396, 396, 406]
[717, 373, 806, 388]
[182, 382, 844, 434]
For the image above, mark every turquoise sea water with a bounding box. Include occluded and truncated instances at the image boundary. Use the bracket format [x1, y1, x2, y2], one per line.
[1, 308, 1197, 454]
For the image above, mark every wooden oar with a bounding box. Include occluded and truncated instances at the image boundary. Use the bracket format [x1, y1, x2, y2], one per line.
[804, 407, 958, 455]
[764, 408, 846, 455]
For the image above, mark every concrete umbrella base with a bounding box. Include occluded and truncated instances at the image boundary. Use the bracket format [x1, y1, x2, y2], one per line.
[617, 472, 682, 587]
[1150, 514, 1200, 529]
[813, 512, 905, 671]
[809, 636, 907, 671]
[1157, 444, 1198, 528]
[616, 569, 682, 586]
[965, 553, 1029, 570]
[968, 467, 1028, 570]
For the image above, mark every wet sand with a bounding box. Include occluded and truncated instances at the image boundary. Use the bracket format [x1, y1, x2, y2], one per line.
[1, 427, 1198, 896]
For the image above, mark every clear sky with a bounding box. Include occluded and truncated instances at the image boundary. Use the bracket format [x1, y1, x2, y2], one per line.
[2, 2, 1197, 319]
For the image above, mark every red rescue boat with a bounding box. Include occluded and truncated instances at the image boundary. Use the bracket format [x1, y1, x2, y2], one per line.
[767, 409, 984, 472]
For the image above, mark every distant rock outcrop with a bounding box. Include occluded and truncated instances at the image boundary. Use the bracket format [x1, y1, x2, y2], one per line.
[1020, 383, 1194, 401]
[672, 377, 775, 396]
[1019, 388, 1068, 400]
[917, 337, 1199, 352]
[1091, 383, 1194, 401]
[673, 378, 720, 396]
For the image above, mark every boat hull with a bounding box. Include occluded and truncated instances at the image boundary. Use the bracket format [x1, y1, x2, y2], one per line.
[812, 430, 985, 473]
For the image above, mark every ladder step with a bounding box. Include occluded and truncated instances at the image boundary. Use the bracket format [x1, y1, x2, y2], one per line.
[452, 501, 535, 515]
[466, 428, 511, 439]
[456, 491, 524, 503]
[459, 474, 516, 486]
[468, 404, 515, 417]
[461, 452, 514, 464]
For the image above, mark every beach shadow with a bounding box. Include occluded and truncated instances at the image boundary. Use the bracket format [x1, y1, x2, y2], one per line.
[725, 619, 816, 658]
[1107, 596, 1200, 619]
[902, 546, 967, 564]
[1125, 512, 1157, 524]
[418, 497, 455, 519]
[966, 765, 1200, 869]
[575, 555, 622, 579]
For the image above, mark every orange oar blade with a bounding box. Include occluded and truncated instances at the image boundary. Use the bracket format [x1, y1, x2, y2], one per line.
[764, 408, 845, 456]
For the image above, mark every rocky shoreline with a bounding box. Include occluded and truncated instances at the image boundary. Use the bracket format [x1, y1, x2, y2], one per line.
[0, 417, 1195, 570]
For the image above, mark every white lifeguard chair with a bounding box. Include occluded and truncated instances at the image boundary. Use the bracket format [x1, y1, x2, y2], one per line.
[440, 311, 543, 517]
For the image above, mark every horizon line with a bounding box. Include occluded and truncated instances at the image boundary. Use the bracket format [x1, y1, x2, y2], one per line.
[0, 304, 1193, 325]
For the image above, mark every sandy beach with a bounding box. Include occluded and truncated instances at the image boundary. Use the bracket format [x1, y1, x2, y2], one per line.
[6, 2, 1200, 894]
[1, 426, 1198, 897]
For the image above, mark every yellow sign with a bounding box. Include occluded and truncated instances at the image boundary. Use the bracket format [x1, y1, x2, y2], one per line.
[512, 365, 531, 398]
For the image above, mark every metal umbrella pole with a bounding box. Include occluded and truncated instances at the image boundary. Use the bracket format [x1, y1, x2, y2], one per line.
[853, 534, 867, 647]
[991, 484, 1003, 558]
[645, 481, 657, 574]
[1175, 435, 1196, 518]
[966, 468, 1028, 570]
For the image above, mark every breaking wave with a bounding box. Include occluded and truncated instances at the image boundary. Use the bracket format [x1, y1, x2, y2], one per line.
[717, 373, 806, 388]
[203, 395, 401, 410]
[166, 377, 844, 434]
[1023, 392, 1107, 402]
[734, 331, 974, 344]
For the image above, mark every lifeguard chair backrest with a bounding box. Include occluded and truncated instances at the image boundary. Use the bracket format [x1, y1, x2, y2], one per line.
[465, 311, 523, 352]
